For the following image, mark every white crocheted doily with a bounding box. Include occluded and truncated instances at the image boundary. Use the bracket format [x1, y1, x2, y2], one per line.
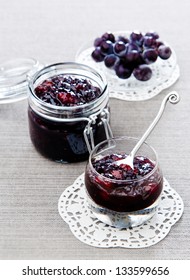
[76, 33, 180, 101]
[58, 173, 184, 248]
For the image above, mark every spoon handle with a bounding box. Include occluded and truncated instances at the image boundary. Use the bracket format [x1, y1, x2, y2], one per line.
[130, 91, 180, 158]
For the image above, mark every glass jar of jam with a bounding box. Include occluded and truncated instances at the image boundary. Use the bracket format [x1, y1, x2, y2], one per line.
[28, 62, 112, 163]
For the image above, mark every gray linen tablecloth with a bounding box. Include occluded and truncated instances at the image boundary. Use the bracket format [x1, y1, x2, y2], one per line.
[0, 0, 189, 259]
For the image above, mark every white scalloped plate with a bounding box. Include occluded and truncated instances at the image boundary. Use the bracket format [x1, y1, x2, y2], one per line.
[58, 173, 184, 248]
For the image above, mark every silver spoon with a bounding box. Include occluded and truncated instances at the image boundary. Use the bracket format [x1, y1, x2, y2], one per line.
[114, 91, 180, 169]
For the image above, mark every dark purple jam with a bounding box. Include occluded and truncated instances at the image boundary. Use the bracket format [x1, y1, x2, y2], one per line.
[28, 108, 107, 162]
[85, 153, 163, 212]
[35, 75, 102, 106]
[28, 75, 107, 163]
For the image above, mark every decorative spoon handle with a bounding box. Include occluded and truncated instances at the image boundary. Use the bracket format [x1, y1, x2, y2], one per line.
[130, 91, 180, 159]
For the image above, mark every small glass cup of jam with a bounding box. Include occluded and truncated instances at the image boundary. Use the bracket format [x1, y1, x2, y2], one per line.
[28, 62, 112, 163]
[85, 136, 163, 228]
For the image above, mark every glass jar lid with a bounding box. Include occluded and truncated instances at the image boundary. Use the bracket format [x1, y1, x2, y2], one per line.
[0, 57, 43, 104]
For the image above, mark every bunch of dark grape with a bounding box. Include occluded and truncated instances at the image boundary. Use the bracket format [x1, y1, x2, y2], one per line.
[91, 31, 172, 81]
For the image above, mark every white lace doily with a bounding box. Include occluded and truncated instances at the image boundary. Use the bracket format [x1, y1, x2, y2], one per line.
[58, 173, 184, 248]
[76, 32, 180, 101]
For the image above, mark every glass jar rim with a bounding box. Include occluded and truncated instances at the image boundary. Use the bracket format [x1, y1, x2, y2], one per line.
[28, 61, 108, 113]
[88, 136, 159, 183]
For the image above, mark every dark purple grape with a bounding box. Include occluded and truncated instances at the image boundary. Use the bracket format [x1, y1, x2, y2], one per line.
[91, 47, 105, 62]
[100, 40, 113, 55]
[104, 54, 119, 68]
[143, 36, 157, 48]
[94, 37, 104, 47]
[101, 32, 115, 43]
[127, 42, 140, 52]
[158, 45, 172, 59]
[143, 48, 158, 64]
[115, 63, 132, 79]
[125, 49, 141, 63]
[145, 31, 159, 39]
[130, 31, 143, 44]
[117, 35, 129, 44]
[113, 41, 126, 56]
[133, 65, 152, 81]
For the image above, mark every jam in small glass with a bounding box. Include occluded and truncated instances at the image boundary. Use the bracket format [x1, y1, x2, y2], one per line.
[85, 137, 163, 228]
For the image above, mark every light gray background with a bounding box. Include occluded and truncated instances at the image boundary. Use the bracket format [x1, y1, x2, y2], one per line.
[0, 0, 189, 259]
